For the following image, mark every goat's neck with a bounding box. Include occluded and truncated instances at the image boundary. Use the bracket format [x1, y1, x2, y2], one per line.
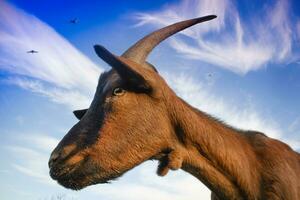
[169, 97, 260, 199]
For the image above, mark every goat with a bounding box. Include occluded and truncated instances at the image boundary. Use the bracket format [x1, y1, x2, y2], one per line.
[49, 15, 300, 199]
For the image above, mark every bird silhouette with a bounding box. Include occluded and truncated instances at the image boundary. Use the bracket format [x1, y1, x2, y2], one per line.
[69, 18, 78, 24]
[27, 50, 38, 53]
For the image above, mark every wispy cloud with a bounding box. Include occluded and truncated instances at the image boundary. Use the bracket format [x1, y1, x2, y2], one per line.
[5, 77, 91, 109]
[0, 1, 102, 109]
[163, 72, 282, 138]
[6, 135, 58, 186]
[17, 133, 60, 152]
[134, 0, 296, 74]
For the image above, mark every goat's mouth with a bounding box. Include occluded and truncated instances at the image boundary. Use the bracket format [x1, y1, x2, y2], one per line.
[53, 170, 105, 190]
[49, 161, 122, 190]
[49, 158, 94, 190]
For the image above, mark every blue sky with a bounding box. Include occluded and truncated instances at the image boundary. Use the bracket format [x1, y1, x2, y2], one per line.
[0, 0, 300, 199]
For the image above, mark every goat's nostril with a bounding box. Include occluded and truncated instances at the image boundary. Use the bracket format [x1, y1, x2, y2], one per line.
[49, 152, 59, 168]
[49, 145, 76, 169]
[50, 152, 60, 162]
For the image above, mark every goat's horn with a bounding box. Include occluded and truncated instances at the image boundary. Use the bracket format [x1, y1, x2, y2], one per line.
[122, 15, 217, 64]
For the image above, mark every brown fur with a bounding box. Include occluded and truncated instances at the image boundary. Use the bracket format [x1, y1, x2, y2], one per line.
[48, 16, 300, 199]
[49, 58, 300, 199]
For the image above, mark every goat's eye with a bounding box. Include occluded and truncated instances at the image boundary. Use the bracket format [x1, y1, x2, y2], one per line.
[113, 87, 125, 96]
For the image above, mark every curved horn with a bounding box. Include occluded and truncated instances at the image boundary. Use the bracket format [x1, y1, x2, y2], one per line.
[122, 15, 217, 64]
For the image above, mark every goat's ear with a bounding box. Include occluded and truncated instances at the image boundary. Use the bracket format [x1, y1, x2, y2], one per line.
[73, 109, 88, 120]
[94, 45, 151, 92]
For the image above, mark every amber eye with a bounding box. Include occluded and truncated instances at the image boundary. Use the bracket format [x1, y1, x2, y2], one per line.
[113, 87, 125, 96]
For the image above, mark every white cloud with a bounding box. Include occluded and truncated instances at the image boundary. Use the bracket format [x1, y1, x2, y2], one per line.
[134, 0, 228, 37]
[17, 133, 60, 153]
[4, 133, 59, 186]
[6, 143, 56, 186]
[134, 0, 295, 74]
[5, 77, 91, 109]
[0, 1, 102, 109]
[163, 72, 282, 138]
[13, 164, 52, 184]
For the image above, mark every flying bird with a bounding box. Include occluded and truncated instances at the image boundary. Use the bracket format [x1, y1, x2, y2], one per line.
[27, 50, 38, 53]
[69, 18, 78, 24]
[206, 73, 213, 78]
